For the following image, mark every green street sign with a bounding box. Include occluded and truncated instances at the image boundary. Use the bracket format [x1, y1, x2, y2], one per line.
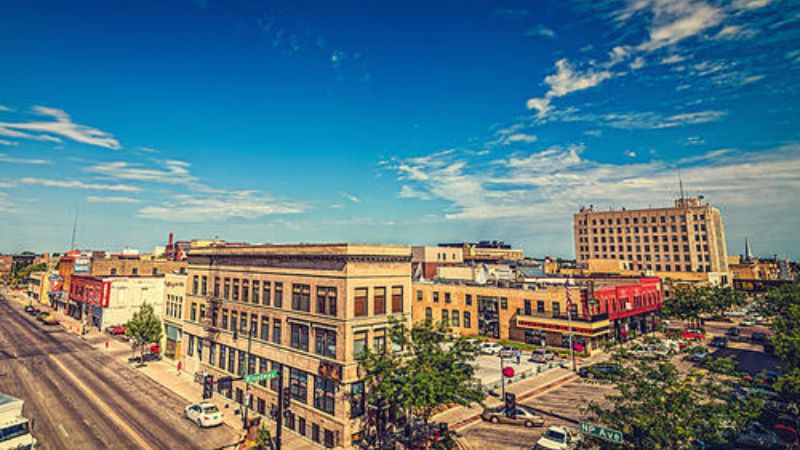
[579, 421, 624, 444]
[243, 370, 277, 383]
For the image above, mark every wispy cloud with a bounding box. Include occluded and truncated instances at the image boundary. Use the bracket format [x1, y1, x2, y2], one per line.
[527, 59, 614, 117]
[86, 195, 140, 203]
[18, 177, 141, 192]
[547, 108, 726, 129]
[524, 24, 556, 39]
[0, 139, 17, 146]
[84, 160, 195, 185]
[138, 190, 304, 222]
[0, 153, 50, 165]
[0, 106, 120, 149]
[339, 192, 361, 203]
[713, 25, 757, 40]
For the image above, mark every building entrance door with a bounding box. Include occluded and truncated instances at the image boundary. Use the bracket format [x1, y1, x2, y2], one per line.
[477, 297, 499, 339]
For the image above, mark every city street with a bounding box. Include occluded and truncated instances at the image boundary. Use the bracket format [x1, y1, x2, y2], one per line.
[457, 377, 616, 449]
[0, 294, 238, 450]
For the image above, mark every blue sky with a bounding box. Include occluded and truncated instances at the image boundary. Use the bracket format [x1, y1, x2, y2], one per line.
[1, 0, 799, 259]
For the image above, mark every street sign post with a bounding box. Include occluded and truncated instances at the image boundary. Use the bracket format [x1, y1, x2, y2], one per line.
[243, 370, 278, 383]
[578, 421, 624, 444]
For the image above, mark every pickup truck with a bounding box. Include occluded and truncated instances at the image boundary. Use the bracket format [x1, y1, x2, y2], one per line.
[681, 329, 706, 341]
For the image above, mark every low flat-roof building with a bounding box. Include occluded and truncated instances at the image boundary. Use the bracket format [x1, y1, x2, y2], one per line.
[66, 275, 165, 331]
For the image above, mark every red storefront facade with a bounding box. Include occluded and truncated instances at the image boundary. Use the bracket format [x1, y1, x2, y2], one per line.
[593, 277, 663, 340]
[67, 275, 111, 324]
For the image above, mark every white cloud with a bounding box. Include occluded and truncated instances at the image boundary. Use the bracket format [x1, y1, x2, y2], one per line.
[0, 106, 120, 149]
[629, 57, 646, 70]
[713, 25, 757, 40]
[0, 140, 16, 146]
[732, 0, 772, 10]
[527, 59, 613, 117]
[625, 150, 638, 158]
[661, 54, 686, 64]
[684, 136, 705, 145]
[398, 185, 433, 200]
[524, 25, 556, 39]
[0, 153, 50, 165]
[0, 105, 12, 112]
[629, 0, 724, 52]
[86, 196, 140, 203]
[339, 192, 361, 203]
[84, 160, 195, 185]
[503, 133, 538, 145]
[137, 190, 304, 222]
[787, 50, 800, 64]
[603, 110, 726, 129]
[18, 177, 141, 192]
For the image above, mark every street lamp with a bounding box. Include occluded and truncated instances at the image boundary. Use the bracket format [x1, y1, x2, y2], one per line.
[565, 278, 577, 372]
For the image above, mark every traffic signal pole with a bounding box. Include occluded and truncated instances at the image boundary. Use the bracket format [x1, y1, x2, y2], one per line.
[242, 328, 253, 430]
[274, 363, 285, 450]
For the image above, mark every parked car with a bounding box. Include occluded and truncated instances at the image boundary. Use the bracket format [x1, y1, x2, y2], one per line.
[184, 402, 223, 428]
[480, 342, 502, 355]
[42, 315, 60, 325]
[499, 347, 516, 359]
[710, 336, 728, 348]
[578, 363, 623, 380]
[530, 349, 556, 363]
[36, 312, 50, 322]
[751, 332, 768, 342]
[533, 426, 581, 450]
[725, 327, 740, 337]
[735, 422, 783, 449]
[681, 328, 706, 341]
[686, 347, 710, 362]
[480, 405, 544, 428]
[106, 325, 126, 335]
[740, 318, 756, 327]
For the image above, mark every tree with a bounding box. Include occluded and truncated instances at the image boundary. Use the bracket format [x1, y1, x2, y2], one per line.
[254, 427, 272, 450]
[663, 285, 744, 328]
[584, 359, 761, 450]
[124, 302, 163, 366]
[357, 319, 484, 447]
[756, 283, 800, 403]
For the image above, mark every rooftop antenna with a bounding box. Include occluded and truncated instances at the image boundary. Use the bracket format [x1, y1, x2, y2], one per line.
[678, 169, 685, 201]
[70, 206, 78, 251]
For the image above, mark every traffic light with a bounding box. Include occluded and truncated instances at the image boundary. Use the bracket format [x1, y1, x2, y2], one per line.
[504, 392, 516, 417]
[282, 388, 291, 410]
[218, 376, 233, 390]
[203, 374, 214, 399]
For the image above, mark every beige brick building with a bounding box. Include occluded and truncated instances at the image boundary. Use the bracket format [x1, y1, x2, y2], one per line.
[181, 243, 411, 449]
[574, 197, 729, 280]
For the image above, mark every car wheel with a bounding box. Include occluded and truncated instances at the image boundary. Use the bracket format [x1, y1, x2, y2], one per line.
[490, 416, 499, 424]
[525, 420, 534, 428]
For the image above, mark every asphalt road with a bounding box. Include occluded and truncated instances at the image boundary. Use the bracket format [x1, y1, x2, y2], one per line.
[0, 295, 238, 450]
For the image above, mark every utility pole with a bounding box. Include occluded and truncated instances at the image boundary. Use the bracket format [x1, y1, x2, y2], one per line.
[500, 353, 506, 400]
[566, 280, 577, 372]
[274, 363, 285, 450]
[69, 206, 78, 251]
[242, 325, 254, 430]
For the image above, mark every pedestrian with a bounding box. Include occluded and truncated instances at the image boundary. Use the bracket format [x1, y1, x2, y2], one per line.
[177, 360, 182, 375]
[515, 349, 521, 365]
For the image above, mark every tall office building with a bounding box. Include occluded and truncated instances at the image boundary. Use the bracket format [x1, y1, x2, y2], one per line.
[573, 197, 729, 275]
[181, 243, 411, 449]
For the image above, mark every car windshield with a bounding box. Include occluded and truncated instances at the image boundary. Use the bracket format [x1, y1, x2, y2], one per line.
[202, 406, 220, 414]
[534, 349, 546, 354]
[544, 430, 566, 442]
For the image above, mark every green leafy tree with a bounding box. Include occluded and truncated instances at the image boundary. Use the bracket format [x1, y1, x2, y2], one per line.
[584, 360, 761, 450]
[663, 285, 744, 328]
[124, 302, 163, 366]
[254, 427, 272, 450]
[757, 283, 800, 403]
[357, 320, 484, 446]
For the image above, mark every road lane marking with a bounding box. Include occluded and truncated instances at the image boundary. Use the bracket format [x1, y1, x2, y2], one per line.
[48, 355, 156, 450]
[58, 424, 69, 438]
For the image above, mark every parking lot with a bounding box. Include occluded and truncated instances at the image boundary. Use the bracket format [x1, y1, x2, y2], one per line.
[471, 348, 571, 390]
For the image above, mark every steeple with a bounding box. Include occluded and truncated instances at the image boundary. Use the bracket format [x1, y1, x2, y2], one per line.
[744, 237, 753, 261]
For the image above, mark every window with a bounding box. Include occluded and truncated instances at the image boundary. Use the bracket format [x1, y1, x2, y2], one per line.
[187, 334, 195, 357]
[272, 319, 282, 345]
[317, 287, 337, 316]
[324, 429, 335, 448]
[298, 417, 307, 436]
[315, 328, 337, 358]
[224, 278, 230, 299]
[228, 348, 236, 374]
[416, 290, 423, 302]
[270, 361, 280, 391]
[314, 377, 337, 415]
[391, 286, 403, 313]
[260, 316, 269, 341]
[524, 300, 532, 316]
[232, 279, 240, 301]
[425, 307, 432, 322]
[263, 281, 271, 306]
[242, 279, 249, 302]
[291, 324, 310, 351]
[274, 282, 283, 308]
[312, 424, 321, 443]
[463, 311, 471, 328]
[500, 297, 508, 310]
[354, 288, 368, 317]
[350, 382, 366, 418]
[433, 292, 439, 303]
[209, 343, 216, 365]
[222, 309, 229, 329]
[252, 280, 260, 305]
[258, 358, 269, 387]
[373, 330, 386, 353]
[201, 276, 207, 295]
[374, 287, 386, 315]
[192, 276, 199, 295]
[240, 314, 248, 335]
[289, 368, 308, 403]
[219, 345, 227, 371]
[292, 284, 311, 312]
[132, 268, 138, 276]
[238, 350, 245, 376]
[441, 309, 449, 326]
[552, 302, 561, 315]
[354, 331, 367, 358]
[214, 277, 220, 297]
[451, 310, 460, 327]
[465, 294, 472, 306]
[190, 303, 197, 321]
[444, 292, 451, 303]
